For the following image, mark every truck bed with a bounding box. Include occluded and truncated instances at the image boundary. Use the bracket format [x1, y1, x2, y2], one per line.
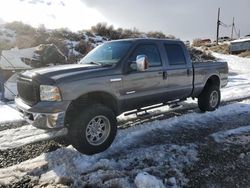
[192, 61, 228, 97]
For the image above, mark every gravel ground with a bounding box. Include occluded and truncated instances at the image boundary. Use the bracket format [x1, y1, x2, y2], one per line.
[182, 111, 250, 187]
[0, 176, 39, 188]
[0, 120, 26, 131]
[185, 142, 250, 188]
[0, 138, 68, 168]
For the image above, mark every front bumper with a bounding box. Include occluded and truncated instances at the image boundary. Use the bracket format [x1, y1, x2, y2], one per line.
[15, 97, 68, 129]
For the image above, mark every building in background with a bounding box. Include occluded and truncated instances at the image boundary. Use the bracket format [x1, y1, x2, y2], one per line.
[230, 37, 250, 54]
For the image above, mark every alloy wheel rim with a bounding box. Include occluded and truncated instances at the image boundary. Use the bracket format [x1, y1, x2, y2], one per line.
[209, 90, 219, 108]
[86, 115, 111, 146]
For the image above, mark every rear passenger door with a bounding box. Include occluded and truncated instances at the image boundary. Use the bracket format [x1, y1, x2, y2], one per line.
[163, 42, 193, 100]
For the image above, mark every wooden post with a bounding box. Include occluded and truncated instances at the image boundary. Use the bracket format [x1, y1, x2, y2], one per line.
[216, 8, 220, 45]
[231, 17, 235, 40]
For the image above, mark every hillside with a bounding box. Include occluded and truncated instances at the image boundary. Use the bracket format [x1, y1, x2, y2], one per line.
[0, 22, 175, 63]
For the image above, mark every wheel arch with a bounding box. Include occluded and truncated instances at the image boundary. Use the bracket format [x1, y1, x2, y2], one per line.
[65, 91, 120, 126]
[204, 75, 220, 89]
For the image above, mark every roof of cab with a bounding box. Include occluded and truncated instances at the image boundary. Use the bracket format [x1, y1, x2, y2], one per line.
[107, 38, 181, 43]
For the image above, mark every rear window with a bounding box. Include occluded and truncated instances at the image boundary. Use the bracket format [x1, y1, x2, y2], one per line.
[164, 44, 186, 66]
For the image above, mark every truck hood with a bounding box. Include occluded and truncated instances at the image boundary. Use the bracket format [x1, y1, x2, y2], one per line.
[21, 64, 111, 83]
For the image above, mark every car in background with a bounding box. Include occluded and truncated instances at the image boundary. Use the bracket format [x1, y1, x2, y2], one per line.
[218, 36, 231, 42]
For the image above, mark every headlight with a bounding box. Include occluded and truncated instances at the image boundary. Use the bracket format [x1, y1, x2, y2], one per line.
[40, 85, 62, 101]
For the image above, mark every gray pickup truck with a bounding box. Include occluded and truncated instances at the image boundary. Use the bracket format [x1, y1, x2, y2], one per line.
[15, 39, 228, 155]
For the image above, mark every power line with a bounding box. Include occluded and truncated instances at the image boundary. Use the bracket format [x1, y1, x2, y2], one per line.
[0, 53, 16, 70]
[220, 21, 232, 28]
[216, 8, 240, 43]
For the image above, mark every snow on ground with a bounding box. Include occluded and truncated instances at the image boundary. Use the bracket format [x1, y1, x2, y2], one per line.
[64, 40, 81, 56]
[221, 73, 250, 101]
[135, 172, 165, 188]
[0, 125, 67, 150]
[213, 52, 250, 101]
[1, 99, 250, 186]
[0, 102, 22, 123]
[212, 125, 250, 144]
[213, 52, 250, 74]
[0, 26, 16, 43]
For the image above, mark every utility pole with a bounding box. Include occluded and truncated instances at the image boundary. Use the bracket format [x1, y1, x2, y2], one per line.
[216, 8, 220, 45]
[231, 17, 235, 40]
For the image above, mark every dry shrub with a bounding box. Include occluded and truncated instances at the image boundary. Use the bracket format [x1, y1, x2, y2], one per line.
[147, 31, 166, 39]
[188, 47, 217, 62]
[192, 39, 204, 47]
[239, 50, 250, 58]
[15, 34, 36, 48]
[209, 44, 229, 54]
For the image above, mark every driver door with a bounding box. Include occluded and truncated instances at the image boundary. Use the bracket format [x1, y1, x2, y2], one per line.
[121, 43, 167, 110]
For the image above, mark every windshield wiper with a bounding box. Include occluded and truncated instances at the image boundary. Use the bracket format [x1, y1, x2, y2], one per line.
[100, 63, 114, 67]
[85, 61, 114, 67]
[86, 61, 102, 66]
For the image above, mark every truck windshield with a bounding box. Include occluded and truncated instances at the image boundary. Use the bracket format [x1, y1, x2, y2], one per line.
[79, 41, 132, 66]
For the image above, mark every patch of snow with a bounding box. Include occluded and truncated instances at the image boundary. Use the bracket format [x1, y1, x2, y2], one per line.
[0, 143, 197, 186]
[103, 177, 132, 188]
[0, 125, 67, 150]
[0, 47, 35, 70]
[134, 172, 165, 188]
[211, 52, 250, 101]
[0, 27, 16, 43]
[0, 102, 22, 123]
[166, 177, 177, 187]
[231, 37, 250, 43]
[211, 125, 250, 144]
[221, 73, 250, 101]
[64, 40, 81, 56]
[212, 52, 250, 74]
[90, 35, 107, 43]
[0, 154, 47, 185]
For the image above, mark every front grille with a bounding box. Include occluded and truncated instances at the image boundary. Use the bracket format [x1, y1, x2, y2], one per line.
[17, 76, 39, 106]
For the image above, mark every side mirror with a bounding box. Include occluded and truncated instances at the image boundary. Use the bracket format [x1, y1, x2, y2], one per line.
[136, 55, 149, 72]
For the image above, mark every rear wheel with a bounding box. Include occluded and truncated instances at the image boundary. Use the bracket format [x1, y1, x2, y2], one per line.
[198, 85, 221, 112]
[68, 103, 117, 155]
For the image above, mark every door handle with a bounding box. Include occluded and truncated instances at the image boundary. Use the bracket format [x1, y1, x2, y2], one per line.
[187, 69, 191, 76]
[158, 71, 167, 79]
[163, 71, 167, 80]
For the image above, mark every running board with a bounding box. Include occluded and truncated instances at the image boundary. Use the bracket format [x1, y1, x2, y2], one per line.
[124, 99, 186, 116]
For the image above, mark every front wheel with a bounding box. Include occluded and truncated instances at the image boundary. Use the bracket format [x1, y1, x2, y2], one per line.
[198, 85, 221, 112]
[68, 103, 117, 155]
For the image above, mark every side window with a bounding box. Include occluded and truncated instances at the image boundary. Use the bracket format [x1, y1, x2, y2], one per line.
[164, 44, 186, 66]
[130, 44, 162, 68]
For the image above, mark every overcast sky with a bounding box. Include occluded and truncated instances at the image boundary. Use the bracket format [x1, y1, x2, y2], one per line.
[0, 0, 249, 40]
